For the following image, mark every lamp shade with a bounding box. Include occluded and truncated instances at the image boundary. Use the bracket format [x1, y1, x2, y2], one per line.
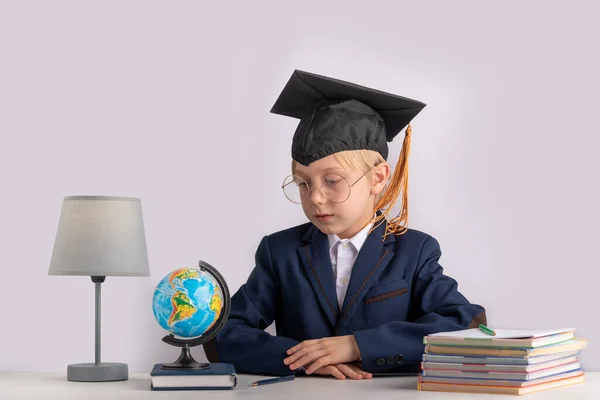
[49, 196, 150, 277]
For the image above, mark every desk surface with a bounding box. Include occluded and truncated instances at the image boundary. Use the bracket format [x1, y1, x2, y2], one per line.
[0, 372, 598, 399]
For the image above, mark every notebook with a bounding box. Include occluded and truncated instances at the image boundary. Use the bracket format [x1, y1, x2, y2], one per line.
[418, 373, 585, 395]
[421, 361, 581, 381]
[422, 355, 578, 373]
[150, 363, 237, 390]
[428, 327, 576, 339]
[424, 328, 575, 348]
[421, 350, 580, 365]
[419, 370, 584, 388]
[424, 338, 588, 357]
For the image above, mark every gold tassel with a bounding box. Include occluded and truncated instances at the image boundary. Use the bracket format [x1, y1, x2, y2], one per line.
[370, 123, 412, 240]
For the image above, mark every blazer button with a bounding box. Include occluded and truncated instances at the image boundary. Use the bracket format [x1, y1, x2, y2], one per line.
[395, 355, 404, 364]
[386, 357, 394, 365]
[376, 357, 386, 366]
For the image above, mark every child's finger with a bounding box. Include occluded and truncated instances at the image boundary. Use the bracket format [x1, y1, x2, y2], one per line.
[325, 366, 346, 380]
[305, 356, 332, 374]
[335, 364, 363, 380]
[290, 350, 328, 370]
[284, 343, 322, 364]
[347, 364, 372, 379]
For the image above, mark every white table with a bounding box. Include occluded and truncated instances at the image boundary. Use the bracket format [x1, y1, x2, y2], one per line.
[0, 372, 598, 399]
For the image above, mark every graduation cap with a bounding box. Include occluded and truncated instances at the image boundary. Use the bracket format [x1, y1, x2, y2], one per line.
[271, 70, 427, 239]
[270, 69, 426, 166]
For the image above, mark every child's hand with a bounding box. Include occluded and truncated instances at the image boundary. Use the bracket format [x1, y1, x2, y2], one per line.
[312, 363, 372, 380]
[284, 335, 361, 374]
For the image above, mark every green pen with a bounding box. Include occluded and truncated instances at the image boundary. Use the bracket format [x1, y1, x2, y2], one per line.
[479, 324, 496, 336]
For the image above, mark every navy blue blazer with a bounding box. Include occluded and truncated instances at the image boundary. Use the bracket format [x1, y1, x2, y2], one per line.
[206, 219, 486, 376]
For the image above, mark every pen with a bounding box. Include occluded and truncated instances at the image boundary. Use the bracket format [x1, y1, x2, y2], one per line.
[479, 324, 496, 336]
[251, 375, 295, 387]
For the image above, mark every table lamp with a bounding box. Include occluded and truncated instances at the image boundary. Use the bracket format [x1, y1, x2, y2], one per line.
[48, 196, 150, 382]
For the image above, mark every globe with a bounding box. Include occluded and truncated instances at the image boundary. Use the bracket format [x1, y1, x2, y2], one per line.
[151, 261, 231, 370]
[153, 267, 224, 338]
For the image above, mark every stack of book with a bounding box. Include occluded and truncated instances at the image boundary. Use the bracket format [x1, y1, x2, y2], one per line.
[418, 327, 588, 395]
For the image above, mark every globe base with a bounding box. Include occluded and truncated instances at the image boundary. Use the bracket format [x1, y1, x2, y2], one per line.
[161, 346, 209, 370]
[67, 362, 128, 382]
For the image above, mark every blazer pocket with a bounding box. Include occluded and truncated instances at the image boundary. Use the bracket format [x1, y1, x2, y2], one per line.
[364, 279, 409, 304]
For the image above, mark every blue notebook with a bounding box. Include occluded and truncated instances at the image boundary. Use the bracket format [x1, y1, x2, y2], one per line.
[150, 363, 237, 390]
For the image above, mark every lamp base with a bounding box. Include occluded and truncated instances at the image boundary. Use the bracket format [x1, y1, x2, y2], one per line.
[67, 362, 128, 382]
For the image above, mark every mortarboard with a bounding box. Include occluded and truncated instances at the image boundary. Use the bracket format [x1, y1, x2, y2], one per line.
[270, 69, 426, 166]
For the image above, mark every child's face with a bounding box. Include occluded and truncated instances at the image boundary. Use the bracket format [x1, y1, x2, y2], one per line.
[293, 154, 387, 239]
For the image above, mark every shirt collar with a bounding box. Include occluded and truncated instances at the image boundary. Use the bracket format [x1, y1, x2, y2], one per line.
[327, 219, 374, 253]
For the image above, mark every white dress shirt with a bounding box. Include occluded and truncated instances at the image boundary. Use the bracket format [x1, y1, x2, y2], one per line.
[327, 221, 373, 309]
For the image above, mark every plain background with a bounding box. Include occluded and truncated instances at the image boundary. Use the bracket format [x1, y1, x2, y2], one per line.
[1, 1, 598, 373]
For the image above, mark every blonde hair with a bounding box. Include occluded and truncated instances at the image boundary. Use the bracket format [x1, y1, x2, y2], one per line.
[333, 150, 386, 204]
[291, 124, 413, 240]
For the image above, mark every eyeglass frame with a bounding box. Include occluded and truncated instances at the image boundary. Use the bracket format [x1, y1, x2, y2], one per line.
[281, 168, 373, 204]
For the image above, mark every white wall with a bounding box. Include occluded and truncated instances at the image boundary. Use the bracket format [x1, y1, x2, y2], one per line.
[1, 0, 598, 373]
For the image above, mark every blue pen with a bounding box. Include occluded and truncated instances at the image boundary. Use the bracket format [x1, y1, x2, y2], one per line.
[251, 375, 295, 387]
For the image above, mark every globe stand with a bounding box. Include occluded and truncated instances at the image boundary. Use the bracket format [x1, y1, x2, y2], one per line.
[156, 260, 232, 371]
[160, 343, 208, 370]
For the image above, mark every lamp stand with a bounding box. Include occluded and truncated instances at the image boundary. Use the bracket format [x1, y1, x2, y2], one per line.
[67, 276, 128, 382]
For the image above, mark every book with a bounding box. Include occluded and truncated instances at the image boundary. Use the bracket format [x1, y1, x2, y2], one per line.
[419, 370, 584, 388]
[428, 327, 575, 339]
[421, 361, 581, 381]
[424, 338, 588, 357]
[424, 331, 574, 349]
[150, 363, 237, 390]
[418, 373, 585, 395]
[422, 355, 578, 373]
[421, 350, 580, 365]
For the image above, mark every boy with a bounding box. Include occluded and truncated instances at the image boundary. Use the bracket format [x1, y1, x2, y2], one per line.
[204, 70, 487, 380]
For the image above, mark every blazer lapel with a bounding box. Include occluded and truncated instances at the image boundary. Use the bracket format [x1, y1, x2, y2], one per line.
[297, 224, 340, 330]
[338, 221, 396, 327]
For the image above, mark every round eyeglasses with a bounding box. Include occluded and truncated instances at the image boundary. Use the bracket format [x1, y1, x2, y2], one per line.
[281, 170, 371, 204]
